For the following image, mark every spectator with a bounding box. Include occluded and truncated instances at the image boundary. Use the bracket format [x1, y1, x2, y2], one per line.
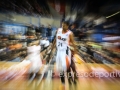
[70, 24, 75, 32]
[40, 25, 46, 37]
[70, 24, 79, 37]
[46, 25, 52, 37]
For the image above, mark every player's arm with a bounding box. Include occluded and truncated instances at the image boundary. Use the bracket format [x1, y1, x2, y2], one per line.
[69, 32, 78, 54]
[51, 30, 58, 51]
[49, 30, 58, 59]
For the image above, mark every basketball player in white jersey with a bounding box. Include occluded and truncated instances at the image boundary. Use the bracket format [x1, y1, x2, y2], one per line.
[51, 21, 78, 89]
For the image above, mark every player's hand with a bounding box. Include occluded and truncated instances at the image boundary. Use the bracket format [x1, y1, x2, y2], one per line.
[69, 46, 74, 51]
[71, 47, 79, 55]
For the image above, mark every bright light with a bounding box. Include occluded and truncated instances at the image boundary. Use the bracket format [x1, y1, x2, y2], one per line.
[106, 11, 120, 18]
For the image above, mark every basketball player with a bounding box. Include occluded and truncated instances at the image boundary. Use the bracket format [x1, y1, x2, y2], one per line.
[26, 41, 42, 80]
[51, 21, 78, 89]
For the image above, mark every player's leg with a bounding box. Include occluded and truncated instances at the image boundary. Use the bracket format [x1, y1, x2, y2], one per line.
[71, 54, 78, 84]
[66, 48, 73, 84]
[67, 66, 73, 84]
[60, 50, 66, 84]
[59, 50, 66, 90]
[60, 71, 65, 84]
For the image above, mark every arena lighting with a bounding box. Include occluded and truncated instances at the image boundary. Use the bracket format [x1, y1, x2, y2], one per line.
[106, 11, 120, 18]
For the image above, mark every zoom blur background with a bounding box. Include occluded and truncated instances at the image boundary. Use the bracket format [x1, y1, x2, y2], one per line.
[0, 0, 120, 90]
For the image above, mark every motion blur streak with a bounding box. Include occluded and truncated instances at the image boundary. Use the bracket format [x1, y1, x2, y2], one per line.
[0, 0, 120, 90]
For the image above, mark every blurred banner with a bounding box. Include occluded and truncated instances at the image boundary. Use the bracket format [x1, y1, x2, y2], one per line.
[0, 24, 27, 35]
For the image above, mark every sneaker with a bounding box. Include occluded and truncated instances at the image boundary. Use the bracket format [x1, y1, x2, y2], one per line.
[68, 78, 73, 85]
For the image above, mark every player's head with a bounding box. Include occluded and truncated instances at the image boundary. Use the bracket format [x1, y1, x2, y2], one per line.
[62, 21, 69, 31]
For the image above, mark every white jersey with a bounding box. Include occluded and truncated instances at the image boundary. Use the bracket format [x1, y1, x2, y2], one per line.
[56, 28, 72, 72]
[56, 28, 71, 50]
